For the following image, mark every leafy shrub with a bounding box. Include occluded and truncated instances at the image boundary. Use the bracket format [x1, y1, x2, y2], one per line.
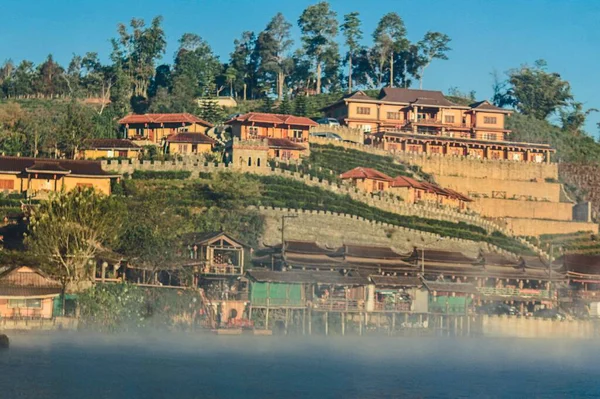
[132, 170, 192, 180]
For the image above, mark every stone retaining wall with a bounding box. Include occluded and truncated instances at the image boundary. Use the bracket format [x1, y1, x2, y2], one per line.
[256, 206, 518, 259]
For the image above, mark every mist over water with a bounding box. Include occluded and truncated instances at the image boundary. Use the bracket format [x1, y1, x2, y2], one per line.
[1, 333, 599, 398]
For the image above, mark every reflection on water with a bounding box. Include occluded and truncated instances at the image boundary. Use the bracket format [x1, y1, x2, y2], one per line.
[0, 334, 598, 399]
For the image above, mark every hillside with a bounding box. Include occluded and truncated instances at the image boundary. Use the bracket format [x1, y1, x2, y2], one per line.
[118, 171, 534, 255]
[273, 143, 431, 183]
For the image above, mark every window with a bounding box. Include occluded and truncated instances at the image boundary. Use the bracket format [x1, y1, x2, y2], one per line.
[178, 144, 189, 153]
[118, 151, 128, 158]
[444, 115, 455, 124]
[292, 130, 303, 140]
[377, 182, 384, 191]
[76, 183, 93, 189]
[387, 112, 401, 120]
[248, 126, 259, 137]
[363, 125, 372, 133]
[8, 299, 41, 308]
[483, 116, 497, 124]
[483, 133, 497, 140]
[0, 179, 14, 190]
[357, 107, 371, 115]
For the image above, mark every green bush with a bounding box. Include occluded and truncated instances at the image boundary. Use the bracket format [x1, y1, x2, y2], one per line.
[132, 170, 192, 180]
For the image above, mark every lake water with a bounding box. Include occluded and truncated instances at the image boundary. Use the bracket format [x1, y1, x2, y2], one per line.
[0, 333, 598, 398]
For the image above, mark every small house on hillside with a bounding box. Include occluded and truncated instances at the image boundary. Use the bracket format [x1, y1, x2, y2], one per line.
[79, 138, 141, 160]
[166, 132, 216, 156]
[118, 113, 213, 146]
[187, 232, 247, 277]
[226, 112, 316, 161]
[0, 156, 118, 197]
[340, 167, 393, 193]
[0, 266, 62, 319]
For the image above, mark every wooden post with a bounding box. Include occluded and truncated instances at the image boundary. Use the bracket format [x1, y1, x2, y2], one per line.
[325, 312, 329, 336]
[342, 312, 346, 336]
[285, 308, 289, 335]
[359, 312, 363, 336]
[308, 307, 312, 335]
[302, 308, 306, 335]
[265, 307, 270, 330]
[391, 312, 395, 336]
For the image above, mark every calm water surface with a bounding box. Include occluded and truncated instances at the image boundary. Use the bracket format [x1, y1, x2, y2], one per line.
[0, 333, 598, 398]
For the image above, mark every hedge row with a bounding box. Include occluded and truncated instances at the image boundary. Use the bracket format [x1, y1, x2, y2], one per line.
[131, 170, 192, 180]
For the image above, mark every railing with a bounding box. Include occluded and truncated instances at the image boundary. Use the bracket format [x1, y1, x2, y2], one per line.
[374, 301, 411, 312]
[477, 287, 551, 299]
[312, 299, 364, 311]
[201, 264, 242, 276]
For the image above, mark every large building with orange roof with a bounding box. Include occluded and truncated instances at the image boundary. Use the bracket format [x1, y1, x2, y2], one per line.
[118, 113, 214, 147]
[226, 112, 318, 160]
[322, 88, 554, 163]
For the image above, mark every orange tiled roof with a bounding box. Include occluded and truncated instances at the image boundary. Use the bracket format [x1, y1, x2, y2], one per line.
[166, 132, 215, 144]
[226, 112, 318, 127]
[340, 167, 393, 181]
[118, 113, 213, 127]
[390, 175, 426, 189]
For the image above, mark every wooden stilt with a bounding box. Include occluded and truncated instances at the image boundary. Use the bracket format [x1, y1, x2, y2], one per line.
[265, 308, 270, 330]
[325, 312, 329, 336]
[342, 312, 345, 336]
[391, 313, 395, 336]
[359, 312, 363, 336]
[308, 308, 312, 335]
[302, 308, 306, 335]
[285, 308, 289, 335]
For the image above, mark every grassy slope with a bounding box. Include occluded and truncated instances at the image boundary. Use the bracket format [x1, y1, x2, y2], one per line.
[126, 173, 534, 255]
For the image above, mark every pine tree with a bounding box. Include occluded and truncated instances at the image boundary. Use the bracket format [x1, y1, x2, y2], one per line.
[278, 95, 293, 114]
[260, 96, 275, 113]
[294, 95, 307, 116]
[199, 98, 224, 124]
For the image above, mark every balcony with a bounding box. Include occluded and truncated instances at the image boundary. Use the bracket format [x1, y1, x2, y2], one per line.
[374, 301, 411, 312]
[201, 264, 243, 276]
[477, 287, 551, 299]
[312, 298, 364, 312]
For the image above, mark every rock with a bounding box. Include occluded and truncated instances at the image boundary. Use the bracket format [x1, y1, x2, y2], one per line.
[0, 334, 9, 349]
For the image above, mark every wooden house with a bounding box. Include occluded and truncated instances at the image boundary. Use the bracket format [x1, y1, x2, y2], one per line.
[187, 232, 247, 277]
[0, 156, 118, 197]
[340, 167, 393, 193]
[0, 266, 62, 319]
[166, 132, 216, 155]
[78, 139, 141, 160]
[118, 113, 213, 146]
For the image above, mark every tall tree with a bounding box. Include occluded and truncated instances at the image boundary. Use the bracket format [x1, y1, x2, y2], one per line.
[229, 31, 258, 100]
[257, 13, 294, 100]
[341, 12, 363, 93]
[37, 54, 66, 97]
[171, 33, 222, 109]
[559, 102, 598, 135]
[298, 1, 339, 94]
[494, 60, 573, 120]
[26, 189, 123, 312]
[372, 12, 407, 88]
[59, 101, 94, 158]
[416, 31, 451, 89]
[110, 17, 166, 99]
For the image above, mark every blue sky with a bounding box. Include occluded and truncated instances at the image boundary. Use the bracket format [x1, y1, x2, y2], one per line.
[1, 0, 599, 134]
